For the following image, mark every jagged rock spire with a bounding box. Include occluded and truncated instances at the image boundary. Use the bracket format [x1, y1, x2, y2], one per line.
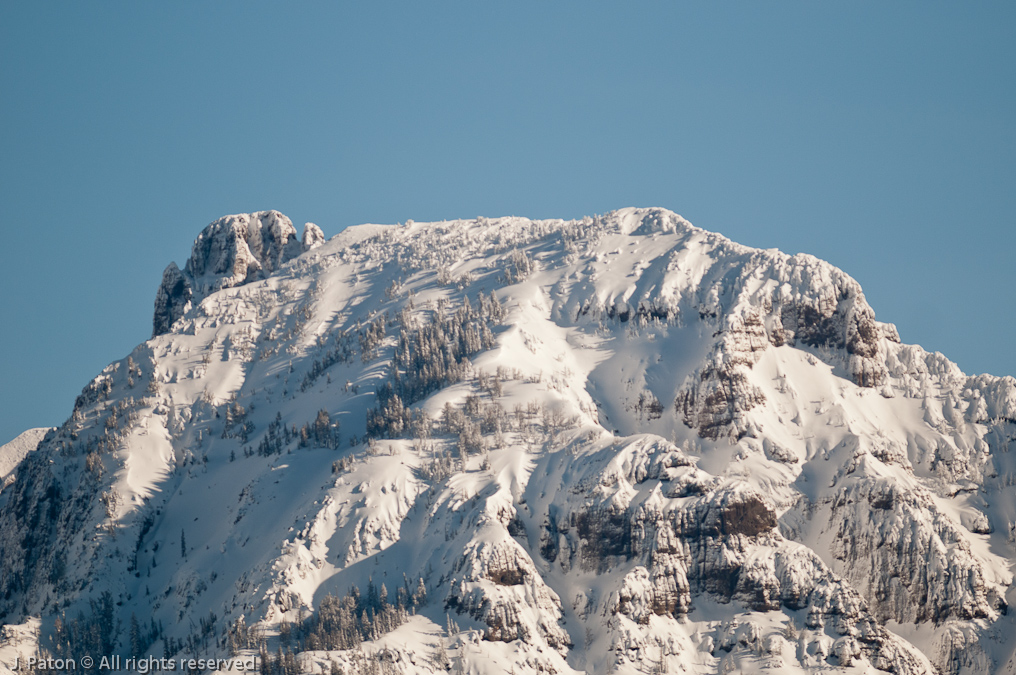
[152, 211, 323, 337]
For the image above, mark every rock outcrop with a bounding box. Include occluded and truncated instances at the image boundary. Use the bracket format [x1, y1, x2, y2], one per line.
[152, 211, 323, 336]
[151, 261, 191, 337]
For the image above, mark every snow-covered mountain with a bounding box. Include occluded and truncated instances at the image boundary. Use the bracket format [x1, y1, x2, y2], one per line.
[3, 207, 1016, 675]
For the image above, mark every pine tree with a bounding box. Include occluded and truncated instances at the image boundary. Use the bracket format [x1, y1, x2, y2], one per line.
[413, 577, 427, 607]
[180, 529, 187, 558]
[435, 639, 450, 670]
[259, 643, 271, 675]
[129, 613, 143, 657]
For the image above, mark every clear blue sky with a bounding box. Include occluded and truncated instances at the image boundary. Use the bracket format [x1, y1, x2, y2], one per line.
[1, 2, 1014, 444]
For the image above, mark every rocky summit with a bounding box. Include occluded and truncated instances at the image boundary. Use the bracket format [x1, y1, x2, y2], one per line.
[152, 211, 324, 337]
[2, 208, 1016, 674]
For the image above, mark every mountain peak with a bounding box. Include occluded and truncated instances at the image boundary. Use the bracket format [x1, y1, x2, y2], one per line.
[152, 211, 322, 336]
[8, 207, 1016, 674]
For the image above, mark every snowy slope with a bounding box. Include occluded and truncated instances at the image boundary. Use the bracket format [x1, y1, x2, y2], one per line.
[0, 427, 50, 493]
[2, 208, 1016, 674]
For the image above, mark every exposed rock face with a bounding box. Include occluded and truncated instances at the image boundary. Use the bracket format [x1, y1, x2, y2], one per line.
[152, 211, 322, 336]
[151, 262, 191, 337]
[447, 537, 572, 648]
[185, 211, 302, 288]
[560, 441, 932, 674]
[677, 364, 768, 440]
[302, 222, 325, 250]
[827, 474, 1008, 624]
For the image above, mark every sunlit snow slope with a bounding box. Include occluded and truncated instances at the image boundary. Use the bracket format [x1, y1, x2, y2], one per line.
[3, 208, 1016, 675]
